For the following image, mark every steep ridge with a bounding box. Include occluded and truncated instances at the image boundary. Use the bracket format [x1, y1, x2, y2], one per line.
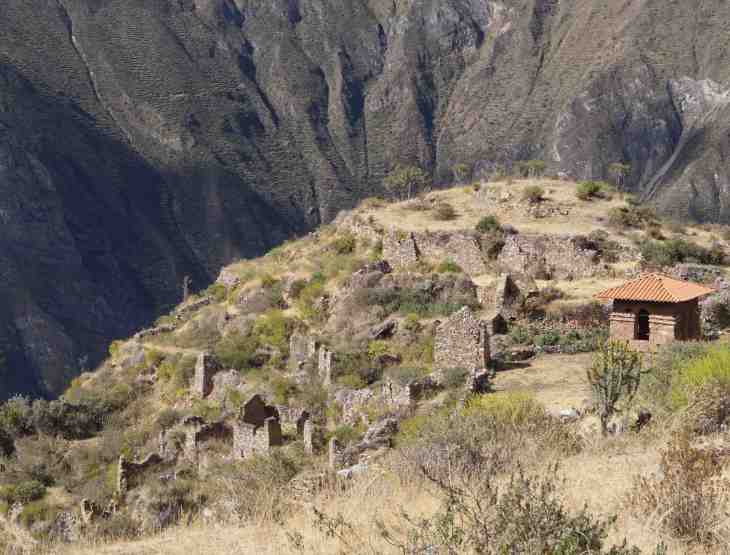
[3, 0, 730, 396]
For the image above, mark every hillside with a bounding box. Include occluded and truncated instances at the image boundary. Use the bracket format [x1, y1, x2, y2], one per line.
[2, 179, 730, 553]
[6, 0, 730, 398]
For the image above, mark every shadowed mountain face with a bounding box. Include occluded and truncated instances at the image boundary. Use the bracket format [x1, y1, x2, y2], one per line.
[2, 0, 730, 397]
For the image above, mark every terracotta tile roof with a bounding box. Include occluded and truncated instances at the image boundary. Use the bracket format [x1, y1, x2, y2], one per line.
[594, 273, 715, 303]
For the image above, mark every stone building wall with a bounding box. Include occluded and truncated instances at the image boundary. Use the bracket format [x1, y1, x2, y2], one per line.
[497, 234, 600, 280]
[232, 417, 283, 459]
[193, 352, 222, 398]
[318, 346, 334, 387]
[289, 332, 318, 371]
[414, 231, 488, 276]
[434, 307, 490, 371]
[382, 230, 419, 270]
[117, 453, 164, 495]
[609, 299, 701, 351]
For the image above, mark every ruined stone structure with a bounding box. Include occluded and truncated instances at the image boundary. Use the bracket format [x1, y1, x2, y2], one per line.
[288, 331, 318, 371]
[382, 230, 419, 270]
[328, 438, 345, 471]
[232, 417, 283, 459]
[498, 234, 601, 280]
[318, 346, 334, 387]
[303, 420, 315, 455]
[116, 453, 164, 496]
[434, 307, 490, 371]
[193, 352, 222, 398]
[596, 274, 714, 351]
[493, 274, 524, 319]
[334, 388, 376, 425]
[415, 231, 488, 276]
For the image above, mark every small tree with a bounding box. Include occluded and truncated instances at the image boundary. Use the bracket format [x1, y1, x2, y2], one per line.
[587, 340, 643, 435]
[517, 160, 546, 179]
[383, 165, 431, 200]
[608, 162, 630, 189]
[452, 163, 471, 184]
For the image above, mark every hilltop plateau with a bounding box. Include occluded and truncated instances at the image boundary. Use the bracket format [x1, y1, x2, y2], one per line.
[2, 178, 730, 553]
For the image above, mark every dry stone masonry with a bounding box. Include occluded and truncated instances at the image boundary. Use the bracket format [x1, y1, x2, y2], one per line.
[435, 307, 490, 372]
[382, 230, 419, 270]
[193, 352, 223, 398]
[497, 234, 601, 280]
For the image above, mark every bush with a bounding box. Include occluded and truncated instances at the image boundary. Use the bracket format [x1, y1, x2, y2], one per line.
[402, 313, 421, 333]
[475, 215, 501, 233]
[214, 332, 263, 372]
[667, 345, 730, 433]
[331, 233, 356, 255]
[535, 330, 561, 347]
[0, 480, 46, 505]
[270, 375, 298, 405]
[522, 185, 544, 203]
[441, 367, 470, 389]
[509, 325, 535, 345]
[575, 180, 603, 201]
[608, 205, 657, 229]
[433, 202, 457, 221]
[337, 373, 367, 390]
[155, 408, 181, 431]
[203, 283, 227, 302]
[640, 238, 725, 267]
[435, 259, 462, 273]
[0, 396, 34, 438]
[629, 434, 730, 546]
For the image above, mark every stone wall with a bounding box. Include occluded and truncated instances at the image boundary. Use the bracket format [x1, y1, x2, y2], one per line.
[434, 307, 490, 371]
[288, 331, 318, 371]
[334, 388, 376, 425]
[382, 230, 418, 270]
[117, 453, 164, 495]
[610, 299, 701, 351]
[318, 347, 334, 387]
[232, 417, 283, 459]
[497, 234, 601, 280]
[193, 352, 222, 398]
[414, 231, 488, 275]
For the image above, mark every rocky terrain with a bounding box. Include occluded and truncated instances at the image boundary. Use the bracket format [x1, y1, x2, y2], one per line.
[6, 0, 730, 397]
[2, 179, 730, 553]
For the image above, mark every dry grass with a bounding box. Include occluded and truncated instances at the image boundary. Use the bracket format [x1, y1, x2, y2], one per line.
[493, 353, 593, 413]
[363, 179, 628, 237]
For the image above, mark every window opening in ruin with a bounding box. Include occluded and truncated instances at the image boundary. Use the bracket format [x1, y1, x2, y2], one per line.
[635, 309, 650, 341]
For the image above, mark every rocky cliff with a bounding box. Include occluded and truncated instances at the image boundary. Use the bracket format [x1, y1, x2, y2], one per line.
[3, 0, 730, 397]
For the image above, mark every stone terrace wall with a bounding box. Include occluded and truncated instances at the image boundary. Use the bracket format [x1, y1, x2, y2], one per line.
[497, 234, 600, 280]
[382, 230, 419, 270]
[435, 307, 490, 371]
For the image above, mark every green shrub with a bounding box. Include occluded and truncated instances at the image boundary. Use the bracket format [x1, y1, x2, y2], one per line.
[288, 279, 308, 300]
[522, 185, 544, 203]
[402, 313, 421, 333]
[155, 408, 181, 430]
[331, 424, 361, 446]
[270, 375, 298, 405]
[475, 215, 501, 233]
[331, 233, 356, 255]
[144, 348, 165, 369]
[433, 202, 457, 221]
[670, 346, 730, 409]
[441, 367, 470, 389]
[509, 325, 535, 345]
[640, 238, 725, 267]
[214, 332, 262, 372]
[435, 259, 462, 273]
[535, 330, 561, 347]
[576, 180, 603, 200]
[0, 480, 46, 505]
[608, 205, 658, 229]
[0, 396, 34, 438]
[203, 283, 227, 303]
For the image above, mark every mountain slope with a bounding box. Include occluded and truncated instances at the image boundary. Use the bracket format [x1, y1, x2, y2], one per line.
[3, 0, 730, 396]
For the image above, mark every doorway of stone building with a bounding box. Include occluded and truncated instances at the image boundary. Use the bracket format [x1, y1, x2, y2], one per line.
[635, 309, 650, 341]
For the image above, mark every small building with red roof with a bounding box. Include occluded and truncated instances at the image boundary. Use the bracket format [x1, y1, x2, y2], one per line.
[595, 273, 715, 351]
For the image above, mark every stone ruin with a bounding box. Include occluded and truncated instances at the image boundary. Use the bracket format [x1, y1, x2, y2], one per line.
[434, 306, 490, 372]
[328, 418, 399, 472]
[231, 394, 283, 459]
[116, 453, 165, 496]
[288, 331, 336, 388]
[497, 233, 601, 280]
[382, 230, 419, 270]
[193, 352, 223, 398]
[180, 394, 283, 464]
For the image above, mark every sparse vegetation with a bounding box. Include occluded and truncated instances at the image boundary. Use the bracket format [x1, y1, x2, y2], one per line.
[432, 202, 457, 221]
[522, 184, 544, 203]
[383, 165, 431, 200]
[475, 215, 501, 233]
[587, 340, 643, 435]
